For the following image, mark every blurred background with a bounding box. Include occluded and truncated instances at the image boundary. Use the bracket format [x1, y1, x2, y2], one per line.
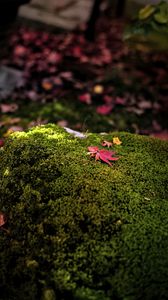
[0, 0, 168, 139]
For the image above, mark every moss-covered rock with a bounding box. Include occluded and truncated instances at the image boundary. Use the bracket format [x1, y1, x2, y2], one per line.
[0, 124, 168, 300]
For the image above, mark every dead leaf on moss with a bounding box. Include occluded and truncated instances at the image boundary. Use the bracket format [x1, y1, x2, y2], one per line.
[113, 137, 122, 145]
[88, 146, 119, 166]
[3, 129, 14, 138]
[101, 140, 113, 147]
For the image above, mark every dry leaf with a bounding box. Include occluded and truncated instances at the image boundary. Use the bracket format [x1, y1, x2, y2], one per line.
[113, 137, 122, 145]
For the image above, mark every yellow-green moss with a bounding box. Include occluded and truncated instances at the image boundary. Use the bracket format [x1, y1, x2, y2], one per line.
[0, 124, 168, 300]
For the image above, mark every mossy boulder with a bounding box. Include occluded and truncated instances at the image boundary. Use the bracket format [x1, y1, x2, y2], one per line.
[0, 124, 168, 300]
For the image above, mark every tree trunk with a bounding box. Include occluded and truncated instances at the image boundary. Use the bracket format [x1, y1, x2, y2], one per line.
[116, 0, 126, 18]
[85, 0, 102, 42]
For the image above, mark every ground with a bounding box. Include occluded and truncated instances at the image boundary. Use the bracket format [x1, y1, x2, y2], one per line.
[0, 17, 168, 139]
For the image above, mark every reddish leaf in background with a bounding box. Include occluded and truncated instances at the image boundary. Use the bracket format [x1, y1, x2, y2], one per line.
[72, 46, 82, 58]
[0, 20, 167, 138]
[88, 146, 119, 166]
[151, 131, 168, 140]
[0, 139, 4, 147]
[79, 93, 92, 104]
[0, 104, 18, 113]
[137, 99, 152, 110]
[96, 104, 113, 115]
[101, 48, 112, 64]
[47, 51, 62, 64]
[103, 95, 113, 104]
[14, 45, 27, 57]
[0, 213, 6, 227]
[115, 97, 126, 105]
[60, 71, 73, 80]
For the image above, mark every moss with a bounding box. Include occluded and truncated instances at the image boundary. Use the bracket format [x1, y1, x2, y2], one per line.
[0, 124, 168, 300]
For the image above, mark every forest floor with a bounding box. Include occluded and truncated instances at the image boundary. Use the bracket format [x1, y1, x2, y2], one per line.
[0, 17, 168, 140]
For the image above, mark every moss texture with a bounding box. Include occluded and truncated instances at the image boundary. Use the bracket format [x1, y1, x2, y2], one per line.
[0, 124, 168, 300]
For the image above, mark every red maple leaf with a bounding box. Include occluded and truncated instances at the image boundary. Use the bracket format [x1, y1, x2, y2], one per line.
[88, 147, 119, 166]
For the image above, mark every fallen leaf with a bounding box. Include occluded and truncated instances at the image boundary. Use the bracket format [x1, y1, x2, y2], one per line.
[88, 146, 99, 154]
[103, 95, 113, 104]
[88, 147, 119, 166]
[2, 117, 21, 125]
[151, 131, 168, 140]
[3, 126, 22, 137]
[26, 91, 38, 101]
[101, 48, 112, 64]
[93, 85, 104, 94]
[72, 46, 82, 57]
[53, 77, 63, 86]
[115, 97, 126, 105]
[47, 51, 62, 64]
[14, 45, 27, 56]
[60, 72, 73, 80]
[0, 104, 19, 113]
[79, 93, 92, 104]
[41, 80, 53, 91]
[138, 4, 155, 20]
[126, 107, 144, 115]
[113, 137, 122, 145]
[8, 126, 23, 132]
[3, 129, 14, 137]
[96, 105, 113, 115]
[0, 139, 4, 147]
[0, 213, 6, 227]
[152, 120, 162, 132]
[101, 140, 113, 147]
[138, 100, 152, 110]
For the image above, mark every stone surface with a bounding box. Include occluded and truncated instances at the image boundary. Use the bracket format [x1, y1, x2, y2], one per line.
[0, 66, 25, 97]
[19, 0, 93, 29]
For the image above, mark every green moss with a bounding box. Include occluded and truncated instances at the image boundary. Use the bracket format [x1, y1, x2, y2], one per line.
[0, 124, 168, 300]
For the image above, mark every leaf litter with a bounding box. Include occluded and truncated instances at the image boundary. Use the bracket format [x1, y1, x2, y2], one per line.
[0, 17, 167, 138]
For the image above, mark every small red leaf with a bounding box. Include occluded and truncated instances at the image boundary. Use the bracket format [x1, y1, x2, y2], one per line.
[0, 213, 6, 227]
[96, 104, 113, 115]
[79, 93, 92, 105]
[0, 139, 4, 147]
[101, 140, 113, 147]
